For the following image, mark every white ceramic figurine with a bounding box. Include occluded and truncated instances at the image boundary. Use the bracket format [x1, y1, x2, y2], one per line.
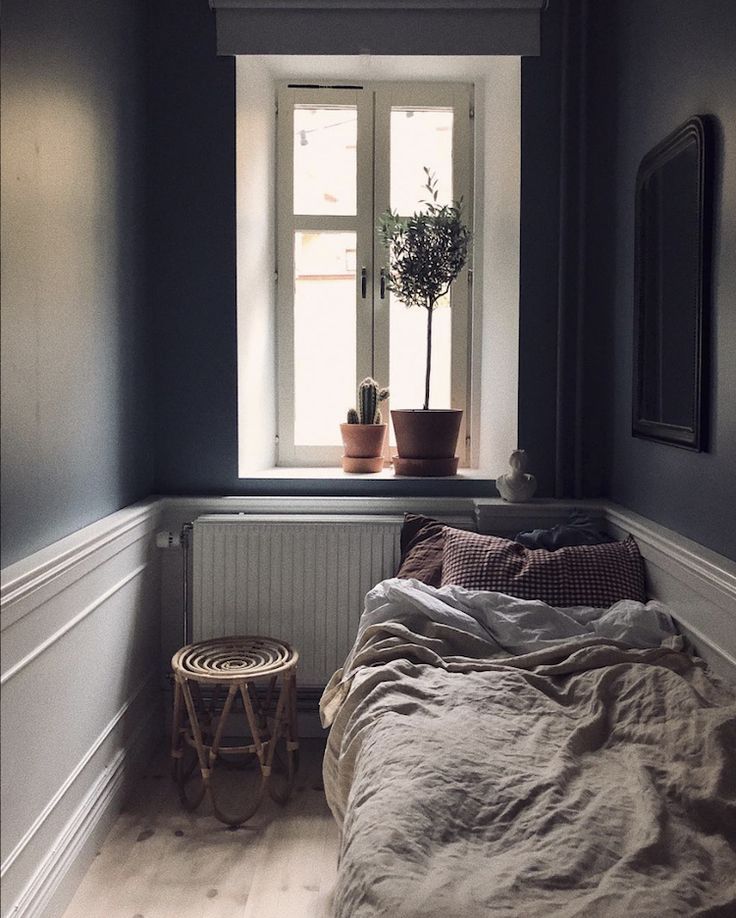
[496, 449, 538, 503]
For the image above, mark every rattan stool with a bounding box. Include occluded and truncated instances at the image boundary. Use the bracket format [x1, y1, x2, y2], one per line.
[171, 635, 299, 826]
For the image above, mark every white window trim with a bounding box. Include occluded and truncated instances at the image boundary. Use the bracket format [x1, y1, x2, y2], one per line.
[275, 81, 474, 467]
[275, 84, 374, 467]
[235, 55, 520, 480]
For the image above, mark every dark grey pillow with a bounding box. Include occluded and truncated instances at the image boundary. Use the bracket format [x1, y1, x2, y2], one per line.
[515, 512, 614, 552]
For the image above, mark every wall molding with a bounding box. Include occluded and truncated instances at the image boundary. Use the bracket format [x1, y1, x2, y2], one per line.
[1, 499, 161, 918]
[4, 695, 160, 918]
[1, 564, 148, 685]
[159, 494, 479, 518]
[159, 494, 733, 582]
[1, 674, 156, 880]
[602, 502, 736, 680]
[1, 492, 732, 918]
[159, 494, 735, 685]
[1, 500, 159, 633]
[604, 504, 736, 603]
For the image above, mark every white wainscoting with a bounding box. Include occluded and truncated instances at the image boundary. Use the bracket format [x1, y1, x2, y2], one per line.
[603, 503, 736, 682]
[0, 500, 162, 918]
[159, 496, 736, 688]
[3, 494, 732, 916]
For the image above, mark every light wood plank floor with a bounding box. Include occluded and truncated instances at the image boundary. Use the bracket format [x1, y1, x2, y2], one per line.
[63, 739, 338, 918]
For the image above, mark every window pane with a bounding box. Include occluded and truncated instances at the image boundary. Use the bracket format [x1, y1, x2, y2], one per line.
[294, 232, 356, 445]
[390, 108, 453, 215]
[294, 106, 357, 215]
[389, 293, 452, 443]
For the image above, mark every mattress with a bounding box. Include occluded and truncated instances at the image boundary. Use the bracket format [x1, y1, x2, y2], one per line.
[321, 579, 736, 918]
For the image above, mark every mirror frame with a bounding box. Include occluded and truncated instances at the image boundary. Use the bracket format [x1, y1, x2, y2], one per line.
[632, 115, 713, 451]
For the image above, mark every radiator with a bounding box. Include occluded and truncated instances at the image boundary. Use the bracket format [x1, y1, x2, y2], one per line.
[191, 514, 403, 686]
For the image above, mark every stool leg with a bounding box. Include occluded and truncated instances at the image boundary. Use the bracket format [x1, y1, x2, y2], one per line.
[196, 683, 267, 826]
[171, 675, 199, 790]
[209, 684, 238, 766]
[262, 676, 277, 725]
[190, 682, 212, 740]
[287, 671, 300, 750]
[205, 683, 266, 826]
[265, 679, 287, 771]
[171, 677, 183, 762]
[177, 679, 209, 811]
[267, 675, 298, 804]
[240, 684, 269, 771]
[170, 677, 185, 783]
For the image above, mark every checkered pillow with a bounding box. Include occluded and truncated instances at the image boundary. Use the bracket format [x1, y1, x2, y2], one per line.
[440, 529, 646, 607]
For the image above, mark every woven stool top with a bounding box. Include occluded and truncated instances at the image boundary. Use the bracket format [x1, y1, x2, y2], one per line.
[172, 636, 298, 682]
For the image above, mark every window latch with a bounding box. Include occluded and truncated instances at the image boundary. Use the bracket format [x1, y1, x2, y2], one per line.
[380, 268, 386, 300]
[361, 267, 367, 299]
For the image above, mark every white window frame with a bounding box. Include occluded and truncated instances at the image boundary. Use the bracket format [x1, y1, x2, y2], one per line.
[275, 81, 474, 467]
[234, 55, 521, 480]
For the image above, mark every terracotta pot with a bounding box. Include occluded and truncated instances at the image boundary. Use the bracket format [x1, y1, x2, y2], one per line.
[391, 409, 462, 476]
[340, 423, 386, 473]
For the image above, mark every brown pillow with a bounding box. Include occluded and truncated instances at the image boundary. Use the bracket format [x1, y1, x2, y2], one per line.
[395, 514, 446, 587]
[441, 529, 646, 607]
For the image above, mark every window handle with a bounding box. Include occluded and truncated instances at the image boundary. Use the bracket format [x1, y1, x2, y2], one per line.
[380, 268, 386, 300]
[361, 267, 367, 299]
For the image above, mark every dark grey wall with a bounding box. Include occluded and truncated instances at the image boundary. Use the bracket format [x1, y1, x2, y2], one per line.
[1, 0, 153, 567]
[149, 0, 567, 499]
[213, 6, 540, 55]
[519, 0, 564, 498]
[148, 0, 240, 494]
[586, 0, 736, 560]
[6, 0, 730, 564]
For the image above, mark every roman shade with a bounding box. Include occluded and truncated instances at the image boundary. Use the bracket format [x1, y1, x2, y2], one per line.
[209, 0, 546, 56]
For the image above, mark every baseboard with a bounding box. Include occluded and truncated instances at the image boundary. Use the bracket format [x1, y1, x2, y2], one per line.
[4, 693, 161, 918]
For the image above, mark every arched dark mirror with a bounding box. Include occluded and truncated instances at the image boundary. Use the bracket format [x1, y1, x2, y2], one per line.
[632, 116, 712, 450]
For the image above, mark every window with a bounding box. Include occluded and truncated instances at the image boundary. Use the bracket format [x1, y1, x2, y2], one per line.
[235, 56, 520, 479]
[275, 82, 474, 466]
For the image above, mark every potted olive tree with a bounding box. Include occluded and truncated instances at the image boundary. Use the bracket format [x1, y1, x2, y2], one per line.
[379, 169, 471, 476]
[340, 377, 390, 473]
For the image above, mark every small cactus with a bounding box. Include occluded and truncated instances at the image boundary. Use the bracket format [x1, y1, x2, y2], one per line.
[346, 377, 389, 424]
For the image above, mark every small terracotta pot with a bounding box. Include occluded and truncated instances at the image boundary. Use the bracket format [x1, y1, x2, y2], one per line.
[391, 409, 463, 476]
[340, 423, 386, 473]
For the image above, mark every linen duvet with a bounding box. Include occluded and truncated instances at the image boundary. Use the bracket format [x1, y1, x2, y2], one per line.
[321, 579, 736, 918]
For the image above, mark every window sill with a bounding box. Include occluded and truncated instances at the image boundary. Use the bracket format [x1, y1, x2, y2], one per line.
[240, 466, 495, 481]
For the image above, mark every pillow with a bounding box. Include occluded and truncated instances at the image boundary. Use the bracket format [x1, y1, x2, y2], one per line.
[515, 512, 615, 551]
[395, 514, 446, 587]
[441, 529, 646, 607]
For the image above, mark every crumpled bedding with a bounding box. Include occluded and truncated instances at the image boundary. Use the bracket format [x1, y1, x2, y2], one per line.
[321, 579, 736, 918]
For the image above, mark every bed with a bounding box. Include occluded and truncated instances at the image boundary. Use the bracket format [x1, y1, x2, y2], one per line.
[320, 517, 736, 917]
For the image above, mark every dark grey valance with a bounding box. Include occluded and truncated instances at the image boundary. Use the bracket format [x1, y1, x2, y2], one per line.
[208, 0, 546, 56]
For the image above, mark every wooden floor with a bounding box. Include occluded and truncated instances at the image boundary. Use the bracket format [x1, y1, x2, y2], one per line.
[63, 739, 339, 918]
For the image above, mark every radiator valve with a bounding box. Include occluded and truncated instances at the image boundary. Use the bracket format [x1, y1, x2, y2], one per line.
[156, 530, 181, 549]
